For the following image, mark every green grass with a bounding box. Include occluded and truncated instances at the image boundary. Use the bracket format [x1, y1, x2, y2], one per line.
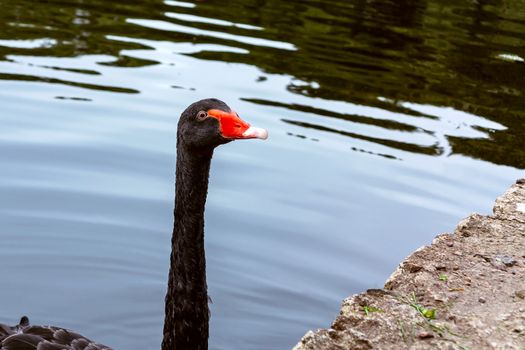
[406, 292, 436, 320]
[362, 305, 383, 316]
[397, 292, 471, 350]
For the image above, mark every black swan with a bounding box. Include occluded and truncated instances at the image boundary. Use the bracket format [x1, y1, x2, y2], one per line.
[0, 98, 268, 350]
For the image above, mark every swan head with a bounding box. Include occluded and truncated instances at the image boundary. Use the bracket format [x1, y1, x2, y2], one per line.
[178, 98, 268, 150]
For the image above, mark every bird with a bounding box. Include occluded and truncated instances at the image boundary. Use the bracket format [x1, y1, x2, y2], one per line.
[0, 98, 268, 350]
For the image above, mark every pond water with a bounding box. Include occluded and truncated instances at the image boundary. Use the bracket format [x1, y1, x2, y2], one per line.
[0, 0, 524, 349]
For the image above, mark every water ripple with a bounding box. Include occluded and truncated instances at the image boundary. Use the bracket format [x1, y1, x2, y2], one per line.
[0, 38, 57, 49]
[165, 12, 263, 31]
[164, 0, 195, 8]
[126, 18, 297, 50]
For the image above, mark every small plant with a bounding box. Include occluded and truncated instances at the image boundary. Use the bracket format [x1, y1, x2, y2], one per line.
[407, 292, 436, 320]
[362, 305, 383, 316]
[397, 292, 469, 350]
[439, 274, 448, 282]
[457, 345, 471, 350]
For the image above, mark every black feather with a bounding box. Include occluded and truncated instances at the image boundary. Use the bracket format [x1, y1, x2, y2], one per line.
[0, 319, 111, 350]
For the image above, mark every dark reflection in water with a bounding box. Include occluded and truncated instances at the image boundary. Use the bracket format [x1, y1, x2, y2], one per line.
[191, 0, 525, 168]
[0, 0, 524, 349]
[0, 72, 140, 93]
[1, 0, 524, 165]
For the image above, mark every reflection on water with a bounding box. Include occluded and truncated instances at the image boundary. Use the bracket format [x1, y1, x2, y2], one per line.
[0, 0, 524, 349]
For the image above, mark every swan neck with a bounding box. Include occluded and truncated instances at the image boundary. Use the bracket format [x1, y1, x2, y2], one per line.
[162, 143, 213, 350]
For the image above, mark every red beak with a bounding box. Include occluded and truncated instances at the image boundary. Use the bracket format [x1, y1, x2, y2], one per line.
[208, 109, 268, 140]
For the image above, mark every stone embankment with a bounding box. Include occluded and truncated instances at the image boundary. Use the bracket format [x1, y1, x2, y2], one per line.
[294, 179, 525, 350]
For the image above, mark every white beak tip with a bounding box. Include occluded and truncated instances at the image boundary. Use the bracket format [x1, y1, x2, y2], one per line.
[242, 126, 268, 140]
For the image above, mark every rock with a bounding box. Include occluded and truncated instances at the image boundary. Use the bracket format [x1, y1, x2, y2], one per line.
[293, 181, 525, 350]
[403, 262, 423, 273]
[417, 331, 434, 339]
[494, 255, 517, 267]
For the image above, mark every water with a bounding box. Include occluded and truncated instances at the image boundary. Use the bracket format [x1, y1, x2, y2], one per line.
[0, 0, 524, 349]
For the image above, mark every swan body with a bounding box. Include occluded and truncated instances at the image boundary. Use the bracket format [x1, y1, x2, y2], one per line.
[0, 317, 111, 350]
[1, 99, 267, 350]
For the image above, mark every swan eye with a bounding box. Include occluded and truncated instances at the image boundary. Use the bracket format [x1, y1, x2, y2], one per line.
[196, 111, 208, 121]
